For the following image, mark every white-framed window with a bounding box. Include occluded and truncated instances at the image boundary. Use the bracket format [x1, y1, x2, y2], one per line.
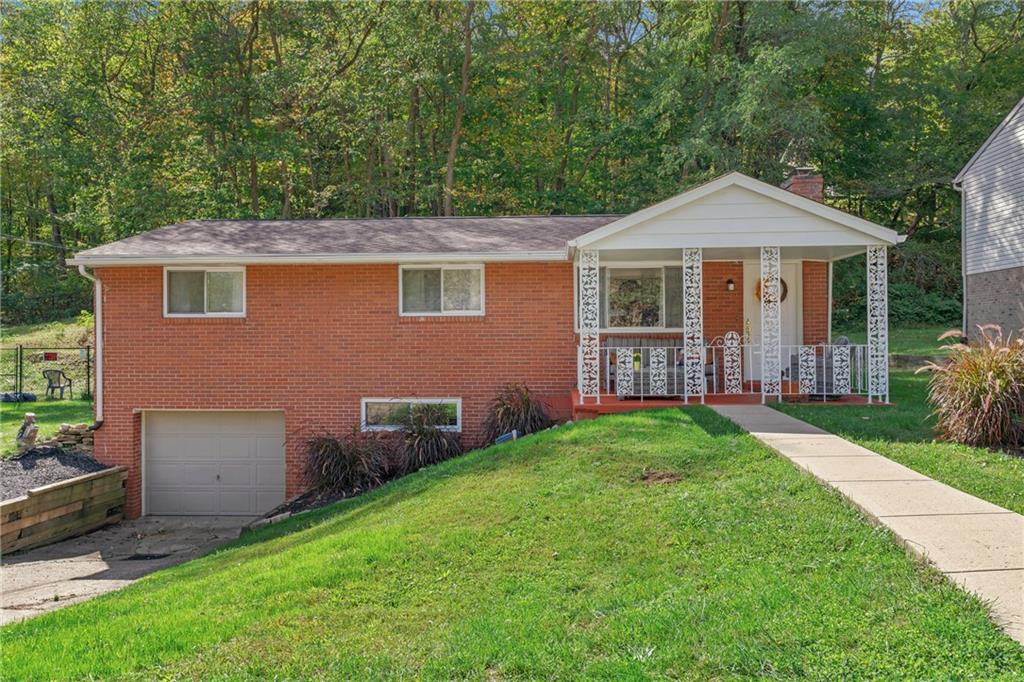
[574, 264, 684, 331]
[399, 264, 484, 316]
[360, 398, 462, 432]
[164, 267, 246, 317]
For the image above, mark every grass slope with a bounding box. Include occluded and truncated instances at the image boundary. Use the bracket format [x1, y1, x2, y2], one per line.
[835, 325, 954, 357]
[776, 371, 1024, 515]
[3, 409, 1021, 680]
[1, 317, 89, 348]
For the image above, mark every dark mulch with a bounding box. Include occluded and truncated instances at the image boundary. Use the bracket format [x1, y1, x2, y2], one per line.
[1, 447, 111, 501]
[638, 468, 682, 485]
[264, 488, 355, 518]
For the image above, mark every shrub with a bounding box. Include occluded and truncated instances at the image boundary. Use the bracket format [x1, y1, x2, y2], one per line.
[305, 430, 392, 493]
[482, 383, 553, 444]
[918, 326, 1024, 450]
[401, 403, 462, 473]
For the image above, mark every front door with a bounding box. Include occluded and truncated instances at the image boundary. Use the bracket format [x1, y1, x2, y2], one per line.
[743, 261, 800, 381]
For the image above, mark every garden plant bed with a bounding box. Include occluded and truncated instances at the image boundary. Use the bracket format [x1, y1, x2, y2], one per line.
[1, 447, 109, 501]
[1, 459, 126, 554]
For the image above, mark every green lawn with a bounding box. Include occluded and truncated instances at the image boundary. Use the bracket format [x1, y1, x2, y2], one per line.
[775, 371, 1024, 515]
[835, 324, 956, 356]
[1, 316, 90, 348]
[0, 399, 94, 457]
[1, 317, 94, 448]
[3, 409, 1021, 680]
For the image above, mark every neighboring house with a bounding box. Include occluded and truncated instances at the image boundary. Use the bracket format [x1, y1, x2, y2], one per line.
[68, 170, 903, 518]
[954, 96, 1024, 338]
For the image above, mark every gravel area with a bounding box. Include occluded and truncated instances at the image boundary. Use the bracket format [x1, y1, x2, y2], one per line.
[1, 447, 111, 501]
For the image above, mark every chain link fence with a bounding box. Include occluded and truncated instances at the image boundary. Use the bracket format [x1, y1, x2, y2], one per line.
[0, 346, 93, 399]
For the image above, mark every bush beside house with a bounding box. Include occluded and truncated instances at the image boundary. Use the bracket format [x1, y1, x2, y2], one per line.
[920, 326, 1024, 450]
[305, 386, 553, 508]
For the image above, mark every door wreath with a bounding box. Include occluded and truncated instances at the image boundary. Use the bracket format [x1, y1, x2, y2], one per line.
[754, 278, 788, 302]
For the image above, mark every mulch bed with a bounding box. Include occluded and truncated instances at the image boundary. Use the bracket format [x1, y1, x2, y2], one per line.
[1, 447, 111, 501]
[264, 488, 356, 518]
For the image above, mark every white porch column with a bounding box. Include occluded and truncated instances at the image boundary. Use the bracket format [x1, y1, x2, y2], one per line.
[682, 248, 704, 402]
[867, 245, 889, 402]
[578, 249, 601, 403]
[760, 246, 782, 402]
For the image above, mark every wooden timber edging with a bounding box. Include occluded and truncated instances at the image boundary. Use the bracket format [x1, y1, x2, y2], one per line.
[1, 466, 127, 554]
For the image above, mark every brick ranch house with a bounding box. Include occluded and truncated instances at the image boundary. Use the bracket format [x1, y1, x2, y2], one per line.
[69, 170, 903, 518]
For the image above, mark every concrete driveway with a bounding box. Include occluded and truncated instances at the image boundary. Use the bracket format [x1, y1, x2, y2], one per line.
[1, 516, 253, 625]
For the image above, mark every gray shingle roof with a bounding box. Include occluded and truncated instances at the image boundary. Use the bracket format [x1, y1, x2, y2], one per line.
[72, 215, 623, 263]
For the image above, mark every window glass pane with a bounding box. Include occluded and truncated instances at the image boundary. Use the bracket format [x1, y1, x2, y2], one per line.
[402, 269, 442, 313]
[411, 402, 458, 427]
[664, 267, 683, 328]
[206, 271, 244, 313]
[608, 268, 662, 327]
[364, 401, 458, 429]
[365, 401, 412, 427]
[167, 270, 205, 314]
[442, 268, 482, 312]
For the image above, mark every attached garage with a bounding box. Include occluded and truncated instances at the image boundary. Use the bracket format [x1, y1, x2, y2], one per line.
[144, 411, 285, 516]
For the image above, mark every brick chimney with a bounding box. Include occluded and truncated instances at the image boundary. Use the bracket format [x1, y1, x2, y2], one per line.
[781, 167, 823, 203]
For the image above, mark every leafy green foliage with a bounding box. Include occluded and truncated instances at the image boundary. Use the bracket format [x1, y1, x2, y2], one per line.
[920, 327, 1024, 450]
[833, 239, 963, 328]
[2, 2, 1021, 324]
[482, 383, 553, 443]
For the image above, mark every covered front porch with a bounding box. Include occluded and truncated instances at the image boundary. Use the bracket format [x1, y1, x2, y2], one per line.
[569, 173, 902, 412]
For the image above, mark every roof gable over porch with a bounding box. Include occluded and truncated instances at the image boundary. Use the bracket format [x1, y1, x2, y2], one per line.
[570, 172, 903, 258]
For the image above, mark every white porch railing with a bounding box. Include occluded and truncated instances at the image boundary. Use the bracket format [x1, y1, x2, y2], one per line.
[583, 337, 869, 401]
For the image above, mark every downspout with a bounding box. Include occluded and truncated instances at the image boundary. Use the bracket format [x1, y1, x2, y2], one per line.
[77, 265, 103, 429]
[953, 179, 967, 337]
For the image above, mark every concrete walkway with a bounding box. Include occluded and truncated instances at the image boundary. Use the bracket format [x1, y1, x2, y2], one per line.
[1, 516, 253, 625]
[711, 404, 1024, 646]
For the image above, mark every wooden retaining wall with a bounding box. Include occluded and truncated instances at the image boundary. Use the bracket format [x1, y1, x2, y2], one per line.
[1, 467, 127, 554]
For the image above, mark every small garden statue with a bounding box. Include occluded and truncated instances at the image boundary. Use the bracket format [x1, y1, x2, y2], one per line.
[16, 412, 38, 451]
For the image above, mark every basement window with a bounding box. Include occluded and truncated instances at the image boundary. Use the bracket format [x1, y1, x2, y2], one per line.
[361, 398, 461, 432]
[164, 267, 245, 317]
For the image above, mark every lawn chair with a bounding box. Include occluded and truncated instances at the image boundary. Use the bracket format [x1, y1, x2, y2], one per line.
[42, 369, 73, 399]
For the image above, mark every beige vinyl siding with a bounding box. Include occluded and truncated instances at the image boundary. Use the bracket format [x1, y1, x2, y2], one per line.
[961, 105, 1024, 275]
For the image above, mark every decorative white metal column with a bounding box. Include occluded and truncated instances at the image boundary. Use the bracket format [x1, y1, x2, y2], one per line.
[578, 249, 601, 403]
[760, 246, 782, 402]
[682, 248, 704, 402]
[867, 245, 889, 403]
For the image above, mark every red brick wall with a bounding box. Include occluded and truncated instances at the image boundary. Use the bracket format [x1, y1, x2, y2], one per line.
[802, 261, 829, 344]
[94, 262, 577, 517]
[94, 258, 829, 517]
[702, 261, 744, 339]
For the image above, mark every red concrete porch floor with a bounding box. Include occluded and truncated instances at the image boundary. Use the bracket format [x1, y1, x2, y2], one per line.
[571, 389, 873, 419]
[711, 404, 1024, 646]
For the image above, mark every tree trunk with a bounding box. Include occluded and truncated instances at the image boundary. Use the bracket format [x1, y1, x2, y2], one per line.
[249, 156, 259, 215]
[443, 1, 474, 217]
[46, 189, 66, 272]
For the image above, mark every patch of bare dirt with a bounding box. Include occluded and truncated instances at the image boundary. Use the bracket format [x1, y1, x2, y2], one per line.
[638, 469, 682, 485]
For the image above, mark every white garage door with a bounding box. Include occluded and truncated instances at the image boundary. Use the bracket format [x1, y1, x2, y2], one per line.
[145, 411, 285, 516]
